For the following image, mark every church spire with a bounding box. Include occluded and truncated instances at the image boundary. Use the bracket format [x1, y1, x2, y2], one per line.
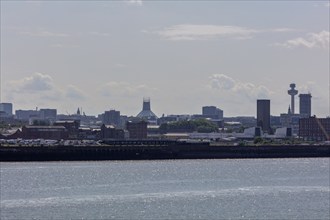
[288, 105, 291, 114]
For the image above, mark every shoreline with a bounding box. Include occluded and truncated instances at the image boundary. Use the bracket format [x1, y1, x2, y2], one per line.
[1, 144, 329, 162]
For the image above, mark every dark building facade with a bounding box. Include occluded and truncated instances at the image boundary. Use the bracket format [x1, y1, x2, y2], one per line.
[299, 93, 312, 117]
[100, 124, 125, 139]
[21, 126, 69, 140]
[299, 117, 330, 141]
[53, 120, 80, 139]
[103, 110, 120, 127]
[126, 121, 147, 139]
[257, 99, 271, 134]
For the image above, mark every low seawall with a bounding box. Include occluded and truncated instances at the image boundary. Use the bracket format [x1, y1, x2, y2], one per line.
[1, 144, 329, 161]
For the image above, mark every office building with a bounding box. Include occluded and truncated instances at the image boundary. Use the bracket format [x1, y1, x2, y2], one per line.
[202, 106, 223, 120]
[299, 93, 312, 117]
[39, 109, 57, 121]
[103, 110, 120, 127]
[257, 99, 271, 134]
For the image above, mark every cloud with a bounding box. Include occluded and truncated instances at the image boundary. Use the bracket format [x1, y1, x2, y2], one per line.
[209, 74, 272, 100]
[127, 0, 143, 6]
[275, 31, 329, 49]
[99, 81, 157, 98]
[19, 30, 69, 37]
[65, 85, 86, 100]
[147, 25, 295, 41]
[9, 72, 55, 93]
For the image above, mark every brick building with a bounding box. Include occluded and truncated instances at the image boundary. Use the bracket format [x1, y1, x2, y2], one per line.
[126, 121, 147, 139]
[299, 117, 330, 141]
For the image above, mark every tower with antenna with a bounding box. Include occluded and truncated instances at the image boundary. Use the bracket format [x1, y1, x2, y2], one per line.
[288, 83, 298, 114]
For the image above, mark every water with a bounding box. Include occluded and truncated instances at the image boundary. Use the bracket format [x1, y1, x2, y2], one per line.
[1, 158, 329, 219]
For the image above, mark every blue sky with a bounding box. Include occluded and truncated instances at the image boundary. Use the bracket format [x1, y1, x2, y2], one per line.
[1, 0, 329, 117]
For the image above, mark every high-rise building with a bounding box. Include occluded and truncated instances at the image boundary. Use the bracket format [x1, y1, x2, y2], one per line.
[299, 93, 312, 117]
[0, 103, 13, 116]
[103, 110, 121, 127]
[257, 99, 271, 134]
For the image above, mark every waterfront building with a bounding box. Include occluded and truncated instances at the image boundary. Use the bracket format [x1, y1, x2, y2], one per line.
[126, 120, 147, 139]
[53, 120, 80, 139]
[0, 103, 13, 116]
[257, 99, 271, 134]
[299, 117, 330, 141]
[299, 93, 312, 117]
[21, 125, 69, 140]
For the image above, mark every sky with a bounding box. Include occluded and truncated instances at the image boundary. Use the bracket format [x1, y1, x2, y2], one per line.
[0, 0, 329, 117]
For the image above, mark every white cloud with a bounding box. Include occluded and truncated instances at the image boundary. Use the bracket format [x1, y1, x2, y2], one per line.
[65, 85, 86, 100]
[148, 24, 295, 41]
[209, 74, 272, 100]
[9, 72, 54, 93]
[275, 31, 329, 49]
[127, 0, 143, 6]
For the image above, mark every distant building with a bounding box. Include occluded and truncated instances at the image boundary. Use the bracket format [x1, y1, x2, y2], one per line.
[0, 103, 13, 116]
[136, 98, 157, 124]
[53, 120, 80, 139]
[39, 109, 57, 121]
[257, 99, 271, 134]
[299, 93, 312, 117]
[103, 110, 120, 127]
[21, 126, 69, 140]
[280, 113, 301, 135]
[299, 117, 330, 141]
[202, 106, 223, 120]
[15, 110, 39, 122]
[126, 121, 147, 139]
[100, 124, 125, 139]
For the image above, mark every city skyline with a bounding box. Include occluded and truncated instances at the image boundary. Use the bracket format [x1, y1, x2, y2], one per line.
[1, 1, 329, 117]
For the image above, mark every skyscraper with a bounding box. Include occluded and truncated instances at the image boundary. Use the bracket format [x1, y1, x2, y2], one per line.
[257, 99, 271, 134]
[299, 93, 312, 117]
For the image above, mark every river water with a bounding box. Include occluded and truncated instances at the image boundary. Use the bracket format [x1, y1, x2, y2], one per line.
[1, 158, 329, 219]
